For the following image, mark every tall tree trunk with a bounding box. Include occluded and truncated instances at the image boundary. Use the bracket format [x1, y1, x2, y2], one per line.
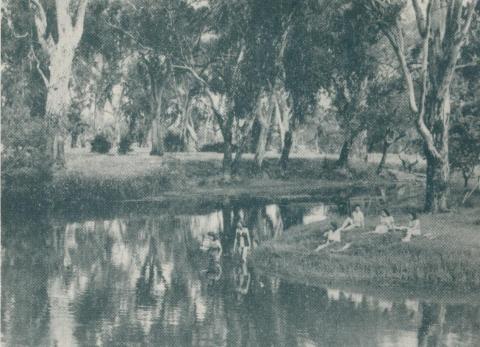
[424, 147, 449, 213]
[71, 132, 79, 148]
[279, 129, 293, 174]
[423, 87, 450, 212]
[31, 0, 88, 168]
[150, 116, 166, 156]
[376, 139, 390, 174]
[337, 132, 356, 168]
[254, 125, 268, 171]
[222, 121, 234, 180]
[254, 92, 274, 172]
[44, 45, 75, 167]
[462, 171, 470, 188]
[150, 85, 166, 156]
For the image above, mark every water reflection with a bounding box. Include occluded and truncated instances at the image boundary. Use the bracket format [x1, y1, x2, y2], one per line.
[2, 203, 480, 347]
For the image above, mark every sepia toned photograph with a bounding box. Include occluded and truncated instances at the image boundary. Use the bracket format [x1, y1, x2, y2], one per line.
[1, 0, 479, 346]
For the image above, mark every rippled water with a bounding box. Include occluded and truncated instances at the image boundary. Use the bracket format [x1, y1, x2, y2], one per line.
[2, 201, 479, 346]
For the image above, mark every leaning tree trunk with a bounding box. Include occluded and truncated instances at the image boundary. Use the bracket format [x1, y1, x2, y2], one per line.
[376, 139, 390, 174]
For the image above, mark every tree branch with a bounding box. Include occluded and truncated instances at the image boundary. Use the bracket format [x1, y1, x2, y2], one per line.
[206, 90, 226, 136]
[436, 0, 476, 105]
[55, 0, 72, 36]
[171, 64, 209, 86]
[72, 0, 88, 45]
[416, 2, 443, 162]
[30, 46, 49, 87]
[383, 22, 419, 114]
[412, 0, 427, 37]
[30, 0, 53, 52]
[455, 61, 479, 70]
[104, 18, 153, 52]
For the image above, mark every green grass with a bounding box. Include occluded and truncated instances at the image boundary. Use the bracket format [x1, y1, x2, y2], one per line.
[251, 203, 480, 289]
[39, 148, 391, 205]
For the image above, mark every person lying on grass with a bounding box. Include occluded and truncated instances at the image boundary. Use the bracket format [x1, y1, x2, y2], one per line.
[339, 205, 365, 231]
[368, 209, 395, 234]
[315, 222, 343, 251]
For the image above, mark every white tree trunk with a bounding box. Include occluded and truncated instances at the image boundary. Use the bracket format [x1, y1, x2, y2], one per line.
[31, 0, 88, 167]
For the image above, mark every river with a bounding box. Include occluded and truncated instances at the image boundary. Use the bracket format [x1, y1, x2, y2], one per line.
[2, 199, 479, 346]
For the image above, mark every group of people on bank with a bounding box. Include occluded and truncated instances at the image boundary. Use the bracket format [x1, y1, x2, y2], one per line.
[315, 205, 428, 252]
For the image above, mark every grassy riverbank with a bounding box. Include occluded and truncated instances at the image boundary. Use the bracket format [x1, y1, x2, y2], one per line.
[26, 148, 404, 207]
[251, 203, 480, 289]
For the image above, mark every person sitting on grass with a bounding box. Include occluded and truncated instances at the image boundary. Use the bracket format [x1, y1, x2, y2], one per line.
[315, 222, 341, 251]
[369, 209, 395, 234]
[397, 211, 421, 242]
[340, 205, 365, 231]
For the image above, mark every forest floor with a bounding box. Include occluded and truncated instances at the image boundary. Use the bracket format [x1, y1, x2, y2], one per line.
[50, 146, 420, 206]
[251, 192, 480, 289]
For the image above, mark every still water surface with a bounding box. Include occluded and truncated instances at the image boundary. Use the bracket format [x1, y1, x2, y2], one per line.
[2, 200, 479, 346]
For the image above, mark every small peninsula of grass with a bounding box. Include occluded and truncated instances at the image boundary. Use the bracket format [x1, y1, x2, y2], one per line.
[251, 205, 480, 289]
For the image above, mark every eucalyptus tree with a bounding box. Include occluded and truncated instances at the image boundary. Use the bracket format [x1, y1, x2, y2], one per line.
[315, 1, 389, 168]
[28, 0, 89, 167]
[104, 0, 208, 155]
[364, 0, 477, 212]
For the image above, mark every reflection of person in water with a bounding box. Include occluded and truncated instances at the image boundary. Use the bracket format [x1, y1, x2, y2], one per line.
[234, 262, 251, 297]
[206, 232, 223, 261]
[205, 232, 223, 282]
[233, 221, 251, 263]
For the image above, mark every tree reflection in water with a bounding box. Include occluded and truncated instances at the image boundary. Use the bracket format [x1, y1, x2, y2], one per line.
[2, 205, 480, 347]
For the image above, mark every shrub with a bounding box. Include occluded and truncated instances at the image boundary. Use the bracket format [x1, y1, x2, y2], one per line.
[118, 134, 133, 155]
[1, 108, 53, 204]
[200, 142, 239, 153]
[90, 133, 112, 154]
[164, 131, 184, 152]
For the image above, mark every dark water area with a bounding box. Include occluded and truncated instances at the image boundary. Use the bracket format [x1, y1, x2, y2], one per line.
[2, 199, 479, 347]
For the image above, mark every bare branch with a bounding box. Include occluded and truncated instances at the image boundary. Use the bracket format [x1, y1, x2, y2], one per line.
[412, 0, 427, 37]
[436, 0, 476, 102]
[5, 13, 29, 38]
[104, 18, 153, 52]
[171, 64, 209, 86]
[72, 0, 89, 45]
[383, 22, 419, 114]
[30, 46, 49, 87]
[455, 61, 479, 70]
[205, 90, 226, 135]
[30, 0, 53, 52]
